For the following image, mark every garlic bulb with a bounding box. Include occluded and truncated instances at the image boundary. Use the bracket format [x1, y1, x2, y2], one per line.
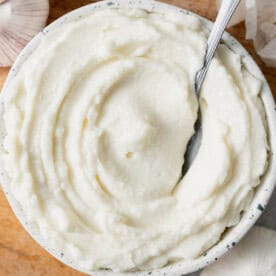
[246, 0, 276, 67]
[0, 0, 49, 67]
[201, 226, 276, 276]
[217, 0, 276, 67]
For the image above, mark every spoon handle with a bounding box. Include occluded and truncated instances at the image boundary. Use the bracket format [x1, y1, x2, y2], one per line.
[195, 0, 241, 95]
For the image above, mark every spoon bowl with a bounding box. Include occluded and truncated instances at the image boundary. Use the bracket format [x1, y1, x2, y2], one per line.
[182, 0, 241, 175]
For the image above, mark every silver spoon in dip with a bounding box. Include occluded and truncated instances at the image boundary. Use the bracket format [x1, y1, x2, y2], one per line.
[182, 0, 241, 175]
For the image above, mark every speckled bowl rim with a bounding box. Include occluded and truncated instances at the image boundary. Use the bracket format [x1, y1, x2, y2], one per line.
[1, 0, 276, 275]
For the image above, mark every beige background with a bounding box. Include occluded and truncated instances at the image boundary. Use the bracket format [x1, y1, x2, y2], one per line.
[0, 0, 275, 275]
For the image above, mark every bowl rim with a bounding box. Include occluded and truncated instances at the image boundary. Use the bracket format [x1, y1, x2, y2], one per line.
[1, 0, 276, 275]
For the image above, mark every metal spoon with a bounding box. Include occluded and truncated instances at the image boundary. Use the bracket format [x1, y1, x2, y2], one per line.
[182, 0, 241, 175]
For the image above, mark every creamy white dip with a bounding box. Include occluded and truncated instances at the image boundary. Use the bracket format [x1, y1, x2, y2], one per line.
[0, 8, 268, 272]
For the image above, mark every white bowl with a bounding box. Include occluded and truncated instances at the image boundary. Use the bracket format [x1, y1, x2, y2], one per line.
[1, 0, 276, 275]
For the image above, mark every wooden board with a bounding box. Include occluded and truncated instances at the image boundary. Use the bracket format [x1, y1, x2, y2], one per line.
[0, 1, 275, 275]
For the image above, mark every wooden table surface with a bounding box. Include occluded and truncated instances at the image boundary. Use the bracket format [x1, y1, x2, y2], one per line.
[0, 1, 275, 275]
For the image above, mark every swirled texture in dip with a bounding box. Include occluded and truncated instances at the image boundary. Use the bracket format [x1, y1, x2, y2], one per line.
[0, 8, 268, 272]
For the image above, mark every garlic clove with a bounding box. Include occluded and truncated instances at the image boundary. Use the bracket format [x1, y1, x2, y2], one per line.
[201, 226, 276, 276]
[0, 0, 49, 67]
